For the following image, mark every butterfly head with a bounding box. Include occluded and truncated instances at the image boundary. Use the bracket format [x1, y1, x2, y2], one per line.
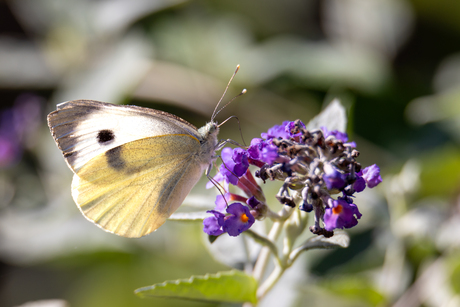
[198, 121, 219, 144]
[196, 121, 220, 165]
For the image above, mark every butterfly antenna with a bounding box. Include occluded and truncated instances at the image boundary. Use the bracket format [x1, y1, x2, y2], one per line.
[213, 89, 247, 121]
[211, 64, 243, 122]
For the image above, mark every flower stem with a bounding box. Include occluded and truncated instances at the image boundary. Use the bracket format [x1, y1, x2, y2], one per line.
[256, 264, 284, 299]
[252, 220, 283, 282]
[252, 206, 293, 282]
[244, 229, 282, 267]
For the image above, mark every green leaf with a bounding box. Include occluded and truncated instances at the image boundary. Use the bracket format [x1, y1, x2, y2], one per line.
[135, 270, 258, 304]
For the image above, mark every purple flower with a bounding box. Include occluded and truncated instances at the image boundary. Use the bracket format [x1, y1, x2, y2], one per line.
[246, 196, 260, 209]
[214, 192, 248, 212]
[261, 143, 278, 164]
[285, 120, 306, 138]
[214, 193, 229, 212]
[353, 176, 366, 193]
[203, 210, 225, 236]
[203, 203, 255, 237]
[222, 203, 255, 237]
[219, 148, 238, 185]
[321, 126, 349, 143]
[261, 121, 290, 140]
[323, 198, 362, 231]
[346, 141, 357, 148]
[323, 163, 346, 190]
[321, 126, 358, 147]
[216, 147, 250, 186]
[232, 148, 249, 176]
[362, 164, 382, 188]
[247, 138, 278, 165]
[352, 165, 382, 192]
[248, 138, 263, 160]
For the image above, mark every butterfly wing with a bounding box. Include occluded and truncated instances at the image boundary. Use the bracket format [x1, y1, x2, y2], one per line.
[72, 135, 205, 238]
[47, 100, 200, 172]
[47, 100, 210, 238]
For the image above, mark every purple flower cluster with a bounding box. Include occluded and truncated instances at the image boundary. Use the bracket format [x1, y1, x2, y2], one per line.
[203, 119, 382, 238]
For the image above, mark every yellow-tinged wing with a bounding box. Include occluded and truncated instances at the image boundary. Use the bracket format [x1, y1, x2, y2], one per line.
[72, 134, 204, 238]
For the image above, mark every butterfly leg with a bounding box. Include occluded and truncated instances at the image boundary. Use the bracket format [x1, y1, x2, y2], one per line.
[205, 163, 228, 203]
[217, 115, 247, 146]
[216, 139, 247, 151]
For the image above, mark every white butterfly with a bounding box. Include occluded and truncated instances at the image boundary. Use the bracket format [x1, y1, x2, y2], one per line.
[48, 66, 244, 238]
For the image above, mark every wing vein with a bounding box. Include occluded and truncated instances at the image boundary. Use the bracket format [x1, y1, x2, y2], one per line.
[86, 151, 196, 236]
[87, 153, 190, 220]
[111, 155, 193, 235]
[136, 156, 195, 237]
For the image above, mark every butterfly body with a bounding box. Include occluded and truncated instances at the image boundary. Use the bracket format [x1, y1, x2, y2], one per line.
[48, 100, 219, 238]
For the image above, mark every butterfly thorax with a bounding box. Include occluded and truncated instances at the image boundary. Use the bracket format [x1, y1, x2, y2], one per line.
[196, 122, 219, 165]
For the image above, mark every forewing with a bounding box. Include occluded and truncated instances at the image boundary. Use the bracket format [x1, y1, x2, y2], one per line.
[72, 134, 205, 238]
[47, 100, 199, 172]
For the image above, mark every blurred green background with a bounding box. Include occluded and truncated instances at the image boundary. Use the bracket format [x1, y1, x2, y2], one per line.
[1, 0, 460, 306]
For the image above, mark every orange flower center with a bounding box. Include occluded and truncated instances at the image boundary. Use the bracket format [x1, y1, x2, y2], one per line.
[240, 213, 249, 223]
[332, 205, 343, 215]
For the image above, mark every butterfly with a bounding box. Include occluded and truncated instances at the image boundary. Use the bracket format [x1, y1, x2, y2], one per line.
[48, 66, 244, 238]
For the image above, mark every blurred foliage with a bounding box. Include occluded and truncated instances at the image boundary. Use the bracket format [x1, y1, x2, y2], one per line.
[2, 0, 460, 306]
[418, 146, 460, 199]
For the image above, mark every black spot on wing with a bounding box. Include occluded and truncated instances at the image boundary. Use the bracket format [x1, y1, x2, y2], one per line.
[97, 129, 115, 143]
[106, 146, 125, 170]
[64, 151, 75, 158]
